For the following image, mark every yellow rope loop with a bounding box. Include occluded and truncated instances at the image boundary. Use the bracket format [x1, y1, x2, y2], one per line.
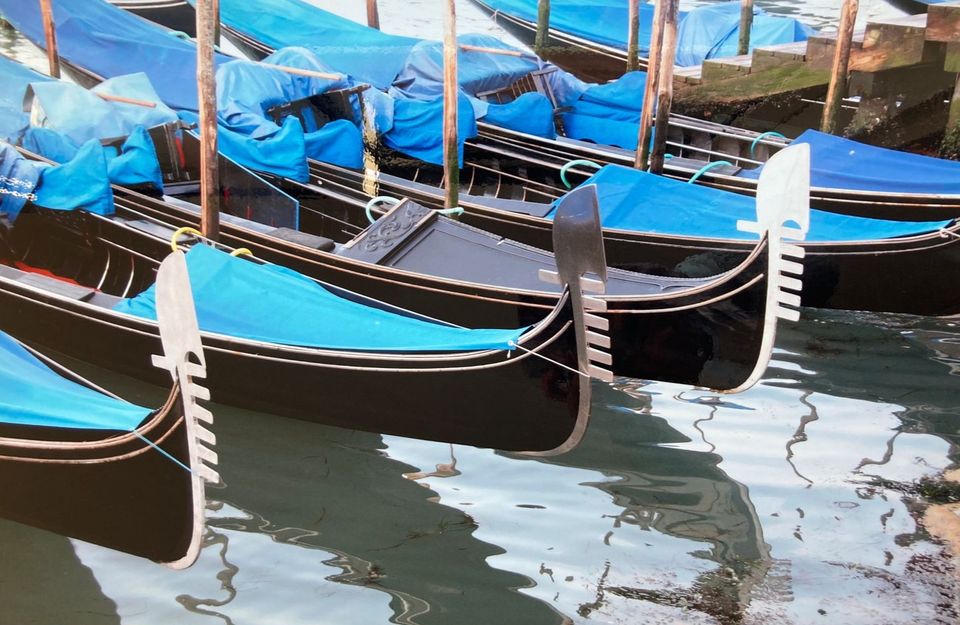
[170, 227, 203, 253]
[230, 248, 254, 258]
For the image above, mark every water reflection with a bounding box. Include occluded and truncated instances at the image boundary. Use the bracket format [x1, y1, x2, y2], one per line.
[513, 384, 774, 623]
[771, 311, 960, 462]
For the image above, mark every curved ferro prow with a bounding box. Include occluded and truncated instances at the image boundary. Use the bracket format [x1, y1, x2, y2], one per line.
[529, 184, 613, 456]
[152, 251, 219, 569]
[729, 142, 811, 393]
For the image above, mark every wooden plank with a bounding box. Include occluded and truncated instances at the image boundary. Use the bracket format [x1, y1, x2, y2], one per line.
[927, 3, 960, 43]
[946, 41, 960, 72]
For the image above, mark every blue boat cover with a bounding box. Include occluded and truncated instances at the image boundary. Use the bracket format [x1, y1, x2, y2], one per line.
[0, 0, 233, 113]
[0, 141, 114, 222]
[0, 56, 167, 190]
[206, 0, 421, 90]
[0, 0, 369, 171]
[28, 73, 178, 144]
[114, 245, 526, 352]
[674, 3, 814, 67]
[563, 164, 951, 242]
[738, 130, 960, 196]
[478, 0, 811, 66]
[0, 331, 150, 431]
[0, 56, 52, 144]
[560, 71, 649, 149]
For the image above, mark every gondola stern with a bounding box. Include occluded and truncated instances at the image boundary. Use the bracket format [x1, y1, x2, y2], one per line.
[525, 184, 612, 456]
[727, 144, 810, 393]
[154, 251, 217, 569]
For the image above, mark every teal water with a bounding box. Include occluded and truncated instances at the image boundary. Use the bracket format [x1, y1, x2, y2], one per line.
[1, 2, 959, 624]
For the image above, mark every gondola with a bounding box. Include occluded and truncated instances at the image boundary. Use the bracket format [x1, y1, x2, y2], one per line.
[0, 250, 217, 568]
[0, 141, 616, 453]
[464, 0, 812, 82]
[0, 55, 802, 393]
[161, 0, 960, 228]
[66, 0, 960, 316]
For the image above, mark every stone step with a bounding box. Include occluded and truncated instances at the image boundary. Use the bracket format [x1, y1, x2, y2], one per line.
[807, 15, 927, 72]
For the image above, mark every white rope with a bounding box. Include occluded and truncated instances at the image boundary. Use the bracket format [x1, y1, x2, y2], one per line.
[509, 341, 592, 380]
[939, 228, 960, 241]
[134, 431, 196, 476]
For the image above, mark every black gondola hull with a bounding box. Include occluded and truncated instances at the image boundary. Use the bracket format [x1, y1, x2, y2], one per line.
[112, 188, 777, 390]
[0, 388, 200, 564]
[0, 275, 584, 452]
[306, 161, 960, 316]
[466, 0, 631, 82]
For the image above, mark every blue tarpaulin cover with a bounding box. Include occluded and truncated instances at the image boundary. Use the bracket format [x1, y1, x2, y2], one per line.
[562, 165, 951, 242]
[205, 1, 549, 153]
[0, 331, 150, 430]
[0, 0, 365, 172]
[209, 50, 364, 174]
[207, 0, 421, 90]
[0, 141, 114, 222]
[0, 56, 52, 144]
[28, 73, 178, 144]
[391, 34, 557, 139]
[674, 3, 813, 67]
[478, 0, 810, 65]
[0, 0, 232, 112]
[560, 71, 648, 149]
[0, 56, 167, 190]
[114, 245, 526, 352]
[738, 130, 960, 196]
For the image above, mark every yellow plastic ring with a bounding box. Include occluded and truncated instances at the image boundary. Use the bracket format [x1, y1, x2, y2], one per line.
[170, 226, 203, 253]
[230, 248, 254, 258]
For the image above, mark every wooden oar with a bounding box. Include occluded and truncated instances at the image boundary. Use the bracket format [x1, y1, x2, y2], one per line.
[459, 44, 530, 58]
[95, 93, 158, 108]
[260, 63, 343, 81]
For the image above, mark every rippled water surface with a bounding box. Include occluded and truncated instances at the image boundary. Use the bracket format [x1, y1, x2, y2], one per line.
[1, 1, 958, 624]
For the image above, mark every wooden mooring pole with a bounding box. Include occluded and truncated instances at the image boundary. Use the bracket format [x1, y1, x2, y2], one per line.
[38, 0, 60, 78]
[649, 0, 679, 175]
[195, 0, 220, 241]
[821, 0, 859, 135]
[212, 0, 221, 47]
[627, 0, 640, 73]
[634, 0, 665, 169]
[738, 0, 754, 56]
[535, 0, 550, 55]
[366, 0, 381, 30]
[443, 0, 459, 210]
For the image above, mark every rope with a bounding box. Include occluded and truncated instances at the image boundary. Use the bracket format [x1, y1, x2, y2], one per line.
[134, 431, 196, 476]
[749, 131, 788, 157]
[560, 159, 602, 189]
[688, 160, 733, 185]
[508, 340, 591, 381]
[365, 196, 400, 224]
[939, 228, 960, 240]
[170, 226, 203, 252]
[438, 207, 465, 217]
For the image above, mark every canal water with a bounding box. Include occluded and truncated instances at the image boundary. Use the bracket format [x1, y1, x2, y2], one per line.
[1, 2, 959, 624]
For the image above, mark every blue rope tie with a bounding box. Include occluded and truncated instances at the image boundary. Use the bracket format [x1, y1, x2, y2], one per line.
[365, 196, 400, 224]
[560, 159, 602, 189]
[688, 160, 734, 185]
[749, 131, 788, 157]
